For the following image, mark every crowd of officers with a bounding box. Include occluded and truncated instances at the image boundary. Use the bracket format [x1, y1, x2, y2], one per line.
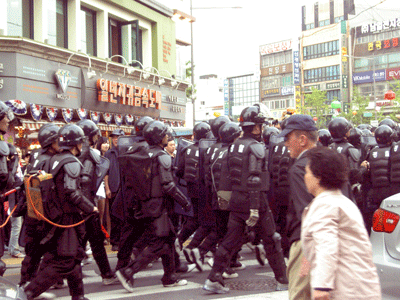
[0, 97, 399, 299]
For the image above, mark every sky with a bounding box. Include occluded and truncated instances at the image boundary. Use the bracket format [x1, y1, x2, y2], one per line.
[163, 0, 400, 80]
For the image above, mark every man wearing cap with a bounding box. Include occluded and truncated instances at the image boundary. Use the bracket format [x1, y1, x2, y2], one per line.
[278, 114, 318, 300]
[104, 129, 125, 251]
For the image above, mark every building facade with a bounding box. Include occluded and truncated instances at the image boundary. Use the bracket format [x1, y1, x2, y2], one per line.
[259, 39, 295, 119]
[0, 0, 189, 144]
[195, 74, 224, 122]
[224, 73, 260, 121]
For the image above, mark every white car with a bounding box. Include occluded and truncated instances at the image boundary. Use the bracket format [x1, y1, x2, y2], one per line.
[370, 193, 400, 300]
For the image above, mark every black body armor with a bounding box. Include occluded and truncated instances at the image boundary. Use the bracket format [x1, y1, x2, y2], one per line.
[368, 146, 391, 188]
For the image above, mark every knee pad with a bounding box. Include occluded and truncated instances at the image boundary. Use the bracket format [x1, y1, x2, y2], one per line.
[272, 232, 282, 252]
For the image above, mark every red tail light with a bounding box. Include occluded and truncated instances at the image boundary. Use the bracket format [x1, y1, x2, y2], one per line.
[372, 208, 400, 233]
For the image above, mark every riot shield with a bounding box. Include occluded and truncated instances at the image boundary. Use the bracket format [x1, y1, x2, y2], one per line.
[117, 136, 135, 156]
[95, 156, 110, 192]
[198, 138, 217, 226]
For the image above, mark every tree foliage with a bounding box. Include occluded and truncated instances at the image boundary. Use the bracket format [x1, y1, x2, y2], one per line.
[338, 87, 369, 126]
[303, 88, 330, 128]
[185, 61, 196, 99]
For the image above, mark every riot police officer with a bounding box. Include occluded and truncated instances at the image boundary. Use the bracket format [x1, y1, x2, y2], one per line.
[24, 124, 97, 300]
[19, 123, 61, 287]
[203, 105, 288, 294]
[361, 125, 395, 232]
[77, 119, 117, 285]
[176, 122, 211, 260]
[189, 116, 230, 271]
[328, 117, 361, 185]
[317, 129, 332, 147]
[115, 116, 153, 272]
[379, 118, 399, 142]
[116, 121, 191, 292]
[0, 101, 15, 276]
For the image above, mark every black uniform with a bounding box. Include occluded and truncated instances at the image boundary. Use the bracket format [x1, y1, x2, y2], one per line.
[329, 140, 361, 185]
[207, 134, 288, 286]
[24, 151, 95, 300]
[19, 148, 56, 286]
[79, 145, 115, 280]
[117, 144, 191, 287]
[0, 141, 20, 276]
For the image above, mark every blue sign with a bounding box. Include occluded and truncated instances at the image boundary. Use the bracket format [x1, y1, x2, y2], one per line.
[352, 69, 386, 84]
[293, 51, 300, 85]
[223, 79, 229, 115]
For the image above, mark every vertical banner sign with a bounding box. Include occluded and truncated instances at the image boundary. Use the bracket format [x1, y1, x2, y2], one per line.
[295, 86, 301, 112]
[223, 79, 229, 116]
[342, 75, 348, 89]
[293, 51, 300, 85]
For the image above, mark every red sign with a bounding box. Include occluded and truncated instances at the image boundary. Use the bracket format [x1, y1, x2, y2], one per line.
[96, 79, 161, 109]
[386, 67, 400, 81]
[260, 40, 292, 55]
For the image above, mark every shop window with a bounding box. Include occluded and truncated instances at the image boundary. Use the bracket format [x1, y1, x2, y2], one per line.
[6, 0, 33, 38]
[80, 7, 97, 56]
[48, 0, 68, 48]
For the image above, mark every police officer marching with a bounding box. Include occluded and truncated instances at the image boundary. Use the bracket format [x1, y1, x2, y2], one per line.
[203, 105, 288, 294]
[76, 119, 118, 285]
[24, 124, 98, 300]
[0, 101, 16, 276]
[116, 121, 192, 292]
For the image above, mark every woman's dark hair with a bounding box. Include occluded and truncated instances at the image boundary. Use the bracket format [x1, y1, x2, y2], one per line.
[306, 146, 348, 190]
[95, 136, 109, 153]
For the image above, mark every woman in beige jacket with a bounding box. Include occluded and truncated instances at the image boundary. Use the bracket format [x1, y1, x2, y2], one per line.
[300, 146, 381, 300]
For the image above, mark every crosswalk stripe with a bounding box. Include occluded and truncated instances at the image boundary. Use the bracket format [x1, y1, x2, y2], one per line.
[56, 281, 204, 300]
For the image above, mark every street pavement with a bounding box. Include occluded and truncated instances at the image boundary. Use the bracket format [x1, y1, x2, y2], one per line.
[2, 245, 289, 300]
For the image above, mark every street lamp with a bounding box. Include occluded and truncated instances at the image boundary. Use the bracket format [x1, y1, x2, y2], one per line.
[186, 3, 242, 126]
[344, 54, 377, 120]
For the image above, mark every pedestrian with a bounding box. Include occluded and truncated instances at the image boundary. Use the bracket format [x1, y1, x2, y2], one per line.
[301, 146, 381, 300]
[277, 114, 318, 300]
[104, 128, 125, 251]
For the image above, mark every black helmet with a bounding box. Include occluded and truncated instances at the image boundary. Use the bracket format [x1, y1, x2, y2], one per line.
[379, 118, 397, 130]
[110, 128, 125, 137]
[0, 101, 14, 122]
[239, 106, 266, 127]
[58, 124, 85, 150]
[357, 124, 372, 131]
[219, 122, 241, 143]
[193, 122, 211, 141]
[375, 125, 394, 145]
[211, 116, 230, 139]
[262, 127, 280, 145]
[318, 129, 332, 147]
[133, 116, 154, 136]
[76, 119, 100, 145]
[328, 117, 352, 140]
[362, 129, 372, 136]
[348, 128, 362, 147]
[0, 101, 14, 134]
[143, 121, 167, 145]
[38, 123, 60, 148]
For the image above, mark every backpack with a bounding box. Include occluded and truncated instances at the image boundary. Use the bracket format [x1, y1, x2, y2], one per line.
[24, 154, 80, 221]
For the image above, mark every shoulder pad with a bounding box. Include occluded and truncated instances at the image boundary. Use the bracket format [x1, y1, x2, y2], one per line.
[249, 143, 265, 159]
[158, 153, 172, 169]
[63, 162, 82, 178]
[0, 141, 10, 156]
[348, 147, 361, 162]
[89, 148, 101, 164]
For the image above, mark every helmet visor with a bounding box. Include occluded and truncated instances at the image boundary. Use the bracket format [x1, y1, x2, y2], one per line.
[7, 109, 14, 121]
